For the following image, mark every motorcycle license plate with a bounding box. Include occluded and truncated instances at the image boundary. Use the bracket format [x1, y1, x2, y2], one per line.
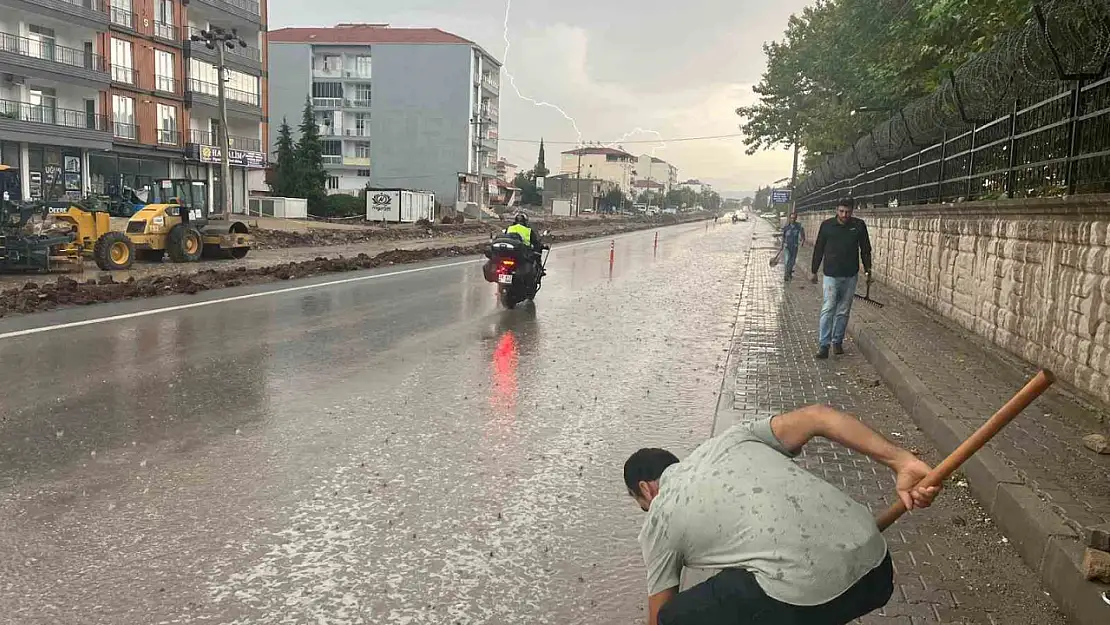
[498, 274, 513, 284]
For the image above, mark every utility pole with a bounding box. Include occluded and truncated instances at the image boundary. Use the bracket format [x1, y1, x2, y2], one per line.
[789, 134, 800, 215]
[575, 148, 583, 217]
[190, 26, 246, 219]
[472, 114, 484, 219]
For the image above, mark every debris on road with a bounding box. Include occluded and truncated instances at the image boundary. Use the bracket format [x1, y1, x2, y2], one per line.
[251, 223, 498, 249]
[1082, 433, 1109, 454]
[1081, 547, 1110, 582]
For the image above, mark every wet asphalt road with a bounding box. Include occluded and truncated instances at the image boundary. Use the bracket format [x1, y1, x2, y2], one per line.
[0, 220, 750, 624]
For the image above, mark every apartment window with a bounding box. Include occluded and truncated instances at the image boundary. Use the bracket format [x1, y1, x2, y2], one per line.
[225, 69, 259, 105]
[312, 82, 343, 99]
[157, 104, 177, 145]
[354, 55, 371, 77]
[27, 87, 56, 125]
[327, 176, 339, 189]
[355, 143, 371, 158]
[322, 55, 340, 72]
[154, 0, 174, 39]
[352, 84, 371, 104]
[155, 50, 175, 93]
[188, 58, 218, 95]
[356, 169, 370, 177]
[27, 25, 55, 62]
[354, 113, 369, 136]
[111, 38, 134, 84]
[110, 0, 134, 29]
[112, 94, 136, 140]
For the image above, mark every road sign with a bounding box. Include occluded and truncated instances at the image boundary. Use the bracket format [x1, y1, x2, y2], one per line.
[771, 188, 792, 204]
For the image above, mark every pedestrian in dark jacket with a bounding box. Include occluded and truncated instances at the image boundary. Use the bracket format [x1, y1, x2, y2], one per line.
[810, 198, 872, 359]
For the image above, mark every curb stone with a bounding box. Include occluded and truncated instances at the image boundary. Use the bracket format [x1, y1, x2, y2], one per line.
[847, 317, 1110, 625]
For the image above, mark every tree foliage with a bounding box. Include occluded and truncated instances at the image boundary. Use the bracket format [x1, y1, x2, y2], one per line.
[296, 96, 329, 212]
[513, 171, 542, 206]
[738, 0, 1031, 169]
[269, 118, 300, 197]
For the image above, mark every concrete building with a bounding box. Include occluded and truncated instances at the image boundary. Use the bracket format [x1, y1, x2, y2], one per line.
[495, 158, 518, 182]
[678, 179, 711, 195]
[559, 146, 635, 194]
[267, 23, 501, 211]
[634, 155, 677, 191]
[0, 0, 267, 211]
[543, 172, 617, 213]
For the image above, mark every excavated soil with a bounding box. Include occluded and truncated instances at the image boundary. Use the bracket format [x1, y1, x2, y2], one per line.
[0, 213, 707, 317]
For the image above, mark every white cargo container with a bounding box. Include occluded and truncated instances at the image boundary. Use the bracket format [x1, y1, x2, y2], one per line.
[249, 196, 308, 219]
[366, 189, 436, 223]
[551, 199, 572, 217]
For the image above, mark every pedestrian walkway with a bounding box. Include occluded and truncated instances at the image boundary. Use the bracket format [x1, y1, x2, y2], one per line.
[783, 235, 1110, 537]
[714, 224, 1065, 624]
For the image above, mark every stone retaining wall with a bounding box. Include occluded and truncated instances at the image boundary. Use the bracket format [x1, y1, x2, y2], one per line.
[797, 197, 1110, 405]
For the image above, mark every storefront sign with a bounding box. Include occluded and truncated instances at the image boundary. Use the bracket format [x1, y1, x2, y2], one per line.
[187, 143, 267, 169]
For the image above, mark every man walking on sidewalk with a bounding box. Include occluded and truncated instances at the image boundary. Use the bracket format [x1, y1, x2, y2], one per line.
[810, 198, 872, 359]
[624, 405, 939, 625]
[780, 212, 806, 281]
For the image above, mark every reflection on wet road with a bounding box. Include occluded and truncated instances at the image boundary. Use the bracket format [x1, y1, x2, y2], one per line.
[0, 221, 752, 624]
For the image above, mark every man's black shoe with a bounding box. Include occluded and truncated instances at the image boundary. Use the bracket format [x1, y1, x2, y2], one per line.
[815, 346, 830, 360]
[833, 343, 844, 355]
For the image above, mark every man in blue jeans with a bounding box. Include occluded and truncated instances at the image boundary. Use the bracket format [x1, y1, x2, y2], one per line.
[780, 212, 806, 281]
[810, 198, 872, 359]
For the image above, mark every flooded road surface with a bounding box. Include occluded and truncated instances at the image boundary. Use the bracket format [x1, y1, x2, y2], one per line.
[0, 220, 750, 624]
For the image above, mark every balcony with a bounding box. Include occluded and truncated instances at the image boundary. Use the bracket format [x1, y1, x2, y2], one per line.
[110, 64, 137, 86]
[157, 128, 181, 146]
[109, 6, 134, 30]
[185, 77, 262, 118]
[342, 156, 370, 167]
[154, 75, 179, 95]
[0, 31, 109, 87]
[184, 26, 262, 73]
[0, 0, 109, 31]
[343, 129, 371, 138]
[481, 108, 499, 123]
[322, 155, 342, 165]
[344, 98, 372, 110]
[153, 21, 178, 43]
[112, 121, 138, 141]
[189, 129, 261, 152]
[312, 97, 342, 110]
[480, 76, 499, 94]
[0, 97, 111, 149]
[190, 0, 262, 26]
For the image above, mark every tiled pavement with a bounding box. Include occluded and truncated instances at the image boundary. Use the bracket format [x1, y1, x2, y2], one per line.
[712, 224, 1066, 624]
[785, 243, 1110, 538]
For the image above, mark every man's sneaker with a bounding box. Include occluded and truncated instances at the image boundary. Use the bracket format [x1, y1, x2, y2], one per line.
[833, 343, 844, 355]
[815, 346, 830, 360]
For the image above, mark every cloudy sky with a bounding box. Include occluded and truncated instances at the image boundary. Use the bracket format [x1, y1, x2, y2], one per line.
[270, 0, 813, 197]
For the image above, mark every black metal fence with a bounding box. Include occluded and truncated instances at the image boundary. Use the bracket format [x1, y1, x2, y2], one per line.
[797, 77, 1110, 211]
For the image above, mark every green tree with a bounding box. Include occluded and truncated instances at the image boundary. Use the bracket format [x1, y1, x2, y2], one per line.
[270, 118, 301, 197]
[513, 170, 541, 206]
[534, 139, 549, 178]
[602, 188, 624, 213]
[296, 96, 329, 212]
[738, 0, 1030, 169]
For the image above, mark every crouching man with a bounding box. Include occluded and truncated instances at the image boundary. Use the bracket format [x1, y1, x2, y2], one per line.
[623, 405, 940, 625]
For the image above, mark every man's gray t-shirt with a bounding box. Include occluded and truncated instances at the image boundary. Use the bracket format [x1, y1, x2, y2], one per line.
[637, 417, 888, 606]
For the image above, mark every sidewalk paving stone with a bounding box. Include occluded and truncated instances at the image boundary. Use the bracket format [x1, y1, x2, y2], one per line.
[712, 224, 1066, 624]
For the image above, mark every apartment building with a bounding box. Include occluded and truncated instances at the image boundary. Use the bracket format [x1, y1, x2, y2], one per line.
[559, 146, 636, 194]
[634, 154, 677, 191]
[268, 24, 501, 210]
[0, 0, 267, 211]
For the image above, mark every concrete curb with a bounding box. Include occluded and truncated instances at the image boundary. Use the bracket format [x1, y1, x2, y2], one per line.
[848, 321, 1110, 625]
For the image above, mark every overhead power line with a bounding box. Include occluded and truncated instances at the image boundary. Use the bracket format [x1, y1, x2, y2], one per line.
[496, 133, 746, 145]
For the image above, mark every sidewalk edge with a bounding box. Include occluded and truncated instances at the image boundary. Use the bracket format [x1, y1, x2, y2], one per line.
[849, 321, 1109, 625]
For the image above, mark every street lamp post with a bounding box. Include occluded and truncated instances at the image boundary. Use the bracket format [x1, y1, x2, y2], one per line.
[190, 26, 247, 219]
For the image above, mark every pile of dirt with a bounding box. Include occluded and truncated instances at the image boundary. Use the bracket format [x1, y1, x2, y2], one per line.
[253, 222, 498, 249]
[0, 211, 716, 318]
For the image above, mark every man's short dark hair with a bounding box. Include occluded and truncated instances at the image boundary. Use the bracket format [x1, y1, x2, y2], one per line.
[623, 448, 680, 496]
[836, 198, 855, 210]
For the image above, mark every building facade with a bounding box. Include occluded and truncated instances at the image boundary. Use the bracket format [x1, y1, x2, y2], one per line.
[559, 146, 635, 194]
[267, 24, 501, 211]
[635, 154, 677, 191]
[0, 0, 267, 212]
[678, 179, 711, 195]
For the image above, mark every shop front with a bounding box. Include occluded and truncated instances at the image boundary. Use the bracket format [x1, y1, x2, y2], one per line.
[0, 140, 91, 202]
[88, 151, 181, 202]
[184, 142, 267, 214]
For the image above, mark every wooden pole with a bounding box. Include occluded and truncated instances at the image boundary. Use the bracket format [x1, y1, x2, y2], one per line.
[876, 369, 1055, 531]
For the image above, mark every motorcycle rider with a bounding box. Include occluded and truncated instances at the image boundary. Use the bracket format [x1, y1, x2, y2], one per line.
[505, 213, 546, 277]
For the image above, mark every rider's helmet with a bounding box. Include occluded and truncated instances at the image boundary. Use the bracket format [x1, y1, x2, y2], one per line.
[513, 212, 529, 226]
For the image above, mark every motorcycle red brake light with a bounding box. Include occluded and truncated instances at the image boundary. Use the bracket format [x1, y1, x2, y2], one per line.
[500, 259, 516, 266]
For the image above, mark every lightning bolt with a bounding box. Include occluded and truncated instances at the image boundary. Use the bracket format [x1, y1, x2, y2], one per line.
[501, 0, 669, 166]
[501, 0, 583, 144]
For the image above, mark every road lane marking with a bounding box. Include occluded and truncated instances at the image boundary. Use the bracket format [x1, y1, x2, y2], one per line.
[0, 227, 688, 341]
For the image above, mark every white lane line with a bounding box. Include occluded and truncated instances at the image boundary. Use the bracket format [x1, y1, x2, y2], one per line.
[0, 228, 673, 341]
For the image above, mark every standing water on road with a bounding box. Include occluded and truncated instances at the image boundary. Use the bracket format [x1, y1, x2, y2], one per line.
[0, 222, 750, 624]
